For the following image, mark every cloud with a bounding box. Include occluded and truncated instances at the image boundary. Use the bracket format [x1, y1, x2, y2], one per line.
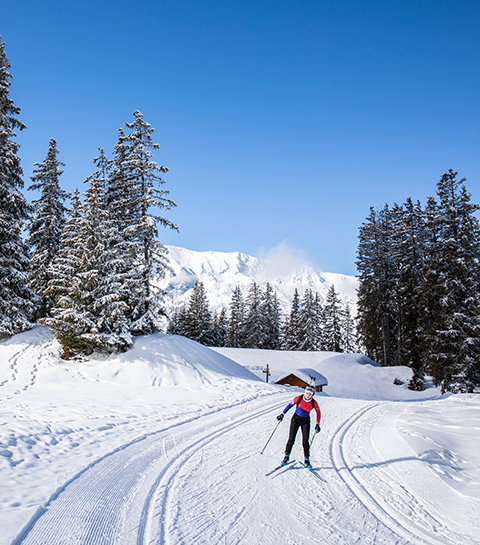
[256, 241, 315, 280]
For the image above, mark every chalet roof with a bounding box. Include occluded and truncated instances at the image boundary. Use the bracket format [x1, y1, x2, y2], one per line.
[275, 367, 328, 387]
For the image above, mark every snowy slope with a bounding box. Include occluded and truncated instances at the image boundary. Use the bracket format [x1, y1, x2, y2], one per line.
[1, 327, 479, 545]
[155, 245, 358, 314]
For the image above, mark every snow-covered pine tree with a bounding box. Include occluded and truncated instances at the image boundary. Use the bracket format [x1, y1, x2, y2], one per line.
[243, 282, 264, 348]
[259, 282, 281, 350]
[44, 189, 82, 307]
[27, 138, 70, 318]
[282, 288, 303, 350]
[356, 205, 398, 365]
[341, 300, 357, 353]
[107, 112, 178, 336]
[185, 281, 214, 345]
[315, 291, 327, 350]
[226, 284, 245, 347]
[211, 306, 228, 347]
[299, 288, 321, 351]
[323, 284, 344, 352]
[45, 179, 131, 358]
[85, 148, 110, 205]
[391, 198, 426, 389]
[166, 304, 189, 337]
[0, 36, 39, 338]
[420, 171, 480, 392]
[42, 188, 90, 357]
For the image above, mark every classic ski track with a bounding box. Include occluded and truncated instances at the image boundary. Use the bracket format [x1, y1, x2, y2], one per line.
[138, 399, 286, 545]
[329, 402, 458, 545]
[11, 394, 284, 545]
[11, 392, 471, 545]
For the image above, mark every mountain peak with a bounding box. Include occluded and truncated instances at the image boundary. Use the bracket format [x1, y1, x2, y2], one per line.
[156, 246, 358, 315]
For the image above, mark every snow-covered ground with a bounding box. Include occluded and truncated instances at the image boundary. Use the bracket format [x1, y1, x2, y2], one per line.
[1, 326, 479, 545]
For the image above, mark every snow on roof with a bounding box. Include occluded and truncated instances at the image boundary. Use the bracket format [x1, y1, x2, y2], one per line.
[275, 367, 328, 387]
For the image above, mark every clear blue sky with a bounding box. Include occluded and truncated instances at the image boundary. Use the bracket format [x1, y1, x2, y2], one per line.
[2, 0, 479, 276]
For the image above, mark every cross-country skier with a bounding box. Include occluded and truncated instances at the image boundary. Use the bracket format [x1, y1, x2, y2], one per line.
[276, 386, 321, 469]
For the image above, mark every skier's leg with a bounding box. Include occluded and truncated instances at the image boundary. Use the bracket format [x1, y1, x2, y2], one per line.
[285, 416, 300, 456]
[301, 419, 311, 460]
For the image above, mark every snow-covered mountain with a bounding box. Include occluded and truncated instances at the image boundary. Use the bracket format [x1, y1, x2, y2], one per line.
[156, 245, 358, 315]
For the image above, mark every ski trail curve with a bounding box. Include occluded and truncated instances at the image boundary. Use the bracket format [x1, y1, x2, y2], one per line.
[329, 401, 476, 545]
[136, 400, 284, 545]
[11, 395, 284, 545]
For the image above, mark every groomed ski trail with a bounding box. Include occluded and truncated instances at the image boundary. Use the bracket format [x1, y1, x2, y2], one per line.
[12, 396, 285, 545]
[11, 393, 478, 545]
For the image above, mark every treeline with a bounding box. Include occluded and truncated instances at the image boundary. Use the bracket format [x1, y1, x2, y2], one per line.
[0, 36, 177, 357]
[167, 281, 356, 352]
[356, 170, 480, 393]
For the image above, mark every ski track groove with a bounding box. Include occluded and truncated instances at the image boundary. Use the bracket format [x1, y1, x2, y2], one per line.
[139, 400, 285, 545]
[329, 402, 458, 545]
[11, 395, 285, 545]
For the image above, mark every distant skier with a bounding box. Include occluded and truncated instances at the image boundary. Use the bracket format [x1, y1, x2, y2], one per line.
[276, 385, 321, 469]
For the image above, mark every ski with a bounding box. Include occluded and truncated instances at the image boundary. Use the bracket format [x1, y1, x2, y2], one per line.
[265, 460, 295, 476]
[306, 466, 327, 482]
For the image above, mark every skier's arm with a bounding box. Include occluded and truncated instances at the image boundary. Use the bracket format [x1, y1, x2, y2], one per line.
[314, 401, 321, 425]
[276, 398, 297, 421]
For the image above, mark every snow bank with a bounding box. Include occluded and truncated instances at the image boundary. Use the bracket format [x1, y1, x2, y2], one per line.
[86, 332, 261, 388]
[212, 347, 441, 401]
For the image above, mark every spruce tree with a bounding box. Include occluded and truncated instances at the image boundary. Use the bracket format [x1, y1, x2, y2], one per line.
[323, 284, 344, 352]
[260, 283, 281, 350]
[243, 282, 264, 348]
[391, 198, 425, 388]
[211, 307, 228, 347]
[43, 188, 92, 357]
[299, 288, 321, 351]
[167, 304, 189, 337]
[226, 285, 245, 347]
[356, 206, 398, 365]
[44, 189, 83, 310]
[420, 171, 480, 392]
[315, 292, 327, 350]
[106, 112, 178, 336]
[185, 281, 213, 345]
[85, 148, 110, 209]
[283, 289, 302, 350]
[0, 36, 39, 338]
[45, 180, 131, 357]
[27, 138, 69, 318]
[342, 301, 357, 353]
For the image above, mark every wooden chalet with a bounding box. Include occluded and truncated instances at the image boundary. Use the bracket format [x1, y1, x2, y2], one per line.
[274, 367, 328, 393]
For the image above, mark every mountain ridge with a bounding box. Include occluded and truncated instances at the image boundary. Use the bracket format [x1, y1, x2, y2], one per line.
[155, 246, 358, 316]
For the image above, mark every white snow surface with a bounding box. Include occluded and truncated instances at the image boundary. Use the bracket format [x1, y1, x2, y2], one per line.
[1, 326, 479, 545]
[155, 245, 358, 315]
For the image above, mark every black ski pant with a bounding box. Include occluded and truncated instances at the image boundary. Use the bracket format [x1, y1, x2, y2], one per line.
[285, 414, 311, 459]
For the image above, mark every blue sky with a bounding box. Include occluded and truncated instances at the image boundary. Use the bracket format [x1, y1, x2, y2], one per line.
[2, 0, 479, 276]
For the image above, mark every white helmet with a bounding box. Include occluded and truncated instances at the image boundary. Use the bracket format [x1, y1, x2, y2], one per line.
[304, 386, 315, 396]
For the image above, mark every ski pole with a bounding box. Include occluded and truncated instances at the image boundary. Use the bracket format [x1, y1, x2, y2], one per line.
[260, 420, 281, 454]
[309, 428, 320, 448]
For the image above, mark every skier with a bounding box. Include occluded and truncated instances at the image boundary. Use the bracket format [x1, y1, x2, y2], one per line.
[276, 385, 321, 469]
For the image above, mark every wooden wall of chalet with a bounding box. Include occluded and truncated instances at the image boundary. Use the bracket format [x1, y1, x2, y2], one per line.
[275, 374, 323, 392]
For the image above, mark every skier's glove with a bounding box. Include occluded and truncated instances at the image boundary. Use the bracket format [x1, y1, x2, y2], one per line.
[277, 413, 284, 422]
[315, 424, 321, 433]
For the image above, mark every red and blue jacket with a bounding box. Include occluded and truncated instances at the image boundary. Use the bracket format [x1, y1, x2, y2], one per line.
[283, 395, 321, 424]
